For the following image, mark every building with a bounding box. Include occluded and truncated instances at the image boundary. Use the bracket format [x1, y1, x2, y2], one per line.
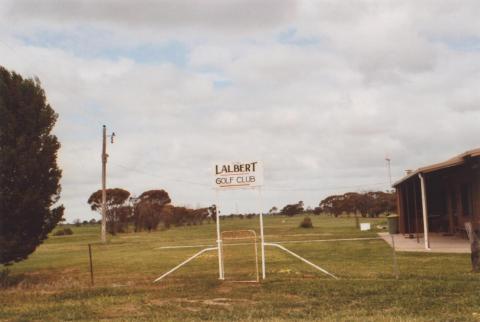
[393, 148, 480, 249]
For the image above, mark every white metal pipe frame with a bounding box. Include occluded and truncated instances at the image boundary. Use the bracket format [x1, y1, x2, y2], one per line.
[153, 247, 218, 283]
[153, 161, 339, 283]
[264, 242, 338, 280]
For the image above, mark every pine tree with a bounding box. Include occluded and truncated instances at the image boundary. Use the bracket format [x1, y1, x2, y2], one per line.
[0, 66, 64, 265]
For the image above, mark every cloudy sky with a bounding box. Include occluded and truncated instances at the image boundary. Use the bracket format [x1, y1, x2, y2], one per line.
[1, 1, 479, 222]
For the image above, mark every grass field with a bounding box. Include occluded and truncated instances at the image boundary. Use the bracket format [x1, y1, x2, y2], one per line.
[1, 215, 480, 321]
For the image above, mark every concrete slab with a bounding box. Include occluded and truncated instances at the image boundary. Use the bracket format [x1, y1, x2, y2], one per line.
[378, 232, 471, 253]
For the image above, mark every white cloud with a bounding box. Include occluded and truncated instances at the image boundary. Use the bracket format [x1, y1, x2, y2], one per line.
[1, 1, 479, 221]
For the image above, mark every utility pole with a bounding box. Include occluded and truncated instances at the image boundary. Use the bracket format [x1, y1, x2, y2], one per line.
[101, 125, 115, 243]
[101, 125, 107, 243]
[385, 156, 392, 188]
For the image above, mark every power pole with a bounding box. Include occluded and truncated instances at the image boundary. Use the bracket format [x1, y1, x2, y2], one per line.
[101, 125, 107, 243]
[101, 125, 115, 243]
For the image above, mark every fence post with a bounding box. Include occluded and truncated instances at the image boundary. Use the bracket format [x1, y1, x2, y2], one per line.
[88, 244, 94, 286]
[390, 235, 399, 279]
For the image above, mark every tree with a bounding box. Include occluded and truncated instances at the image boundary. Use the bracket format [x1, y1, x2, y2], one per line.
[171, 206, 190, 227]
[208, 204, 217, 223]
[190, 207, 210, 225]
[281, 201, 304, 216]
[147, 204, 211, 229]
[366, 191, 396, 217]
[134, 189, 171, 232]
[319, 195, 345, 217]
[0, 66, 64, 265]
[319, 191, 397, 218]
[114, 205, 132, 232]
[87, 188, 130, 235]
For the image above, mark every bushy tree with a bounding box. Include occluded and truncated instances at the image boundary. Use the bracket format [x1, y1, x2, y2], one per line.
[319, 191, 397, 218]
[319, 195, 345, 217]
[281, 201, 304, 216]
[162, 205, 211, 228]
[134, 189, 171, 232]
[0, 66, 64, 265]
[87, 188, 130, 235]
[366, 191, 396, 217]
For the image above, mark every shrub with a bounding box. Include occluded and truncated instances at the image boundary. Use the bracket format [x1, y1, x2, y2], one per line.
[299, 216, 313, 228]
[53, 228, 74, 236]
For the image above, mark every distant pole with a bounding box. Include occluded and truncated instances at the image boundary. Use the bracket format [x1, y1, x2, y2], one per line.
[101, 125, 107, 243]
[385, 157, 392, 188]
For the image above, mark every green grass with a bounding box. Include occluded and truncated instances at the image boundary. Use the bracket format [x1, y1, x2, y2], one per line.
[1, 215, 479, 321]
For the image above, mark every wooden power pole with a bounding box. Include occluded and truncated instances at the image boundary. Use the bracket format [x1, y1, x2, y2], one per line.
[101, 125, 107, 243]
[101, 125, 115, 243]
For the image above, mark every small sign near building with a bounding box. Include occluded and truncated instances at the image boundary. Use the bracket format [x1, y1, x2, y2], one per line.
[360, 223, 371, 231]
[214, 161, 263, 189]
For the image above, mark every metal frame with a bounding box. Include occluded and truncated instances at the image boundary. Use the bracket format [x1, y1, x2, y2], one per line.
[153, 187, 339, 283]
[221, 230, 259, 283]
[153, 247, 217, 282]
[264, 243, 338, 280]
[216, 187, 266, 280]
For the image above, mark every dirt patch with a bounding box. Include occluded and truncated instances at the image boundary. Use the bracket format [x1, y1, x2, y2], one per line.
[103, 303, 142, 318]
[203, 298, 232, 306]
[217, 281, 261, 294]
[217, 284, 233, 294]
[149, 297, 255, 309]
[205, 297, 255, 306]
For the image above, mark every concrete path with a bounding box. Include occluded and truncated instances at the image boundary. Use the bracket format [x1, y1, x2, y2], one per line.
[378, 232, 470, 253]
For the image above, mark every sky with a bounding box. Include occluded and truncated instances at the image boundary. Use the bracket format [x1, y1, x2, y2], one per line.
[1, 1, 479, 222]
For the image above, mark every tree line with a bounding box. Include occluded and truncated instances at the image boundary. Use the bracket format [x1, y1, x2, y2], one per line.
[275, 191, 396, 217]
[87, 188, 216, 235]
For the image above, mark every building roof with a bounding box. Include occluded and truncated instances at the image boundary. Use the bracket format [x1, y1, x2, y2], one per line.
[393, 148, 480, 187]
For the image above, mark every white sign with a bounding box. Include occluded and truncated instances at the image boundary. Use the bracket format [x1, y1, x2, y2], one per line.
[214, 161, 263, 189]
[360, 223, 371, 231]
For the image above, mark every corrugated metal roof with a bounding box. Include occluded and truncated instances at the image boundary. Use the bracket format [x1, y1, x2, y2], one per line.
[393, 148, 480, 187]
